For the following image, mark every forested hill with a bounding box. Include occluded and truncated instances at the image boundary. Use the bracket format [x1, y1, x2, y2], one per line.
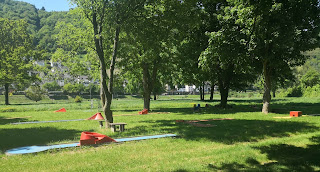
[1, 0, 320, 72]
[0, 0, 73, 53]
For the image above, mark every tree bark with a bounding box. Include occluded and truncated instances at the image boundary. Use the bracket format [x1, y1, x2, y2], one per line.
[103, 26, 120, 126]
[262, 60, 271, 114]
[5, 83, 9, 105]
[272, 89, 276, 98]
[142, 59, 159, 111]
[202, 82, 205, 100]
[142, 63, 151, 111]
[153, 92, 157, 100]
[210, 84, 214, 101]
[219, 87, 229, 108]
[199, 86, 203, 100]
[91, 12, 119, 127]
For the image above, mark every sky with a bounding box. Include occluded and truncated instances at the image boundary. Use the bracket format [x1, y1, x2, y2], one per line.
[18, 0, 76, 12]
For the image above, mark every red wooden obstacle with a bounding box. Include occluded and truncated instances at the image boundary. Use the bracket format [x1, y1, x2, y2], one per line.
[290, 111, 302, 117]
[54, 108, 66, 112]
[79, 132, 116, 146]
[87, 112, 104, 120]
[139, 109, 148, 115]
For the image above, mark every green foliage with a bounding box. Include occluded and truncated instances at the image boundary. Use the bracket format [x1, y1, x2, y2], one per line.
[84, 83, 100, 94]
[63, 83, 85, 95]
[25, 85, 47, 102]
[42, 81, 61, 91]
[300, 69, 320, 88]
[74, 95, 82, 103]
[303, 85, 320, 98]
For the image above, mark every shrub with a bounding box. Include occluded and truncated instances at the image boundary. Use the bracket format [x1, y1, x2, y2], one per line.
[278, 86, 302, 97]
[74, 95, 82, 103]
[63, 83, 85, 95]
[43, 81, 61, 91]
[25, 86, 47, 102]
[303, 84, 320, 97]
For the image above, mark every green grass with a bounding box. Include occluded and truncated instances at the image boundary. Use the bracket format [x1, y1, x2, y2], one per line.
[0, 95, 320, 171]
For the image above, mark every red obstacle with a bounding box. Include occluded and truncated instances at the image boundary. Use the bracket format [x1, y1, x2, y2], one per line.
[139, 109, 148, 115]
[290, 111, 302, 117]
[54, 108, 66, 112]
[87, 112, 104, 120]
[79, 132, 116, 146]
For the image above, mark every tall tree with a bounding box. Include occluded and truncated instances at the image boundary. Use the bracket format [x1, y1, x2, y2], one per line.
[200, 3, 256, 108]
[72, 0, 145, 126]
[230, 0, 320, 113]
[0, 18, 36, 105]
[120, 0, 199, 110]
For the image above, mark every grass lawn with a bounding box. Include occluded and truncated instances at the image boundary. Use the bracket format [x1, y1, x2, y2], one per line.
[0, 95, 320, 171]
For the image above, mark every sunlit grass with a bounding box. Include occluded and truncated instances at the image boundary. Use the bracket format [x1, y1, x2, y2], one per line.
[0, 95, 320, 171]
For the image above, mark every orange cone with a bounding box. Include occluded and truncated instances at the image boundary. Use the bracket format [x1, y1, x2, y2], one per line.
[54, 108, 66, 112]
[87, 112, 105, 120]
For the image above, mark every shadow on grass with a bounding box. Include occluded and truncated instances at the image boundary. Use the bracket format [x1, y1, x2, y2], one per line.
[0, 127, 81, 153]
[208, 135, 320, 171]
[0, 116, 34, 125]
[149, 100, 320, 115]
[128, 119, 318, 144]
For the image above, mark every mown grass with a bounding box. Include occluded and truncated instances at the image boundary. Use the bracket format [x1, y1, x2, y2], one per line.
[0, 95, 320, 171]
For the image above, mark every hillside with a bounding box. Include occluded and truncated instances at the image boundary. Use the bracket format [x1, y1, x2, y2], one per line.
[0, 0, 73, 53]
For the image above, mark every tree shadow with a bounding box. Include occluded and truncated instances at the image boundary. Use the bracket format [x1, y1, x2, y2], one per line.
[0, 127, 81, 153]
[130, 119, 318, 144]
[149, 99, 320, 115]
[271, 102, 320, 115]
[0, 116, 31, 125]
[208, 135, 320, 171]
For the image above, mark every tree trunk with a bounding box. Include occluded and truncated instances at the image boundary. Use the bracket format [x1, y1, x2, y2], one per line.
[219, 87, 229, 108]
[92, 12, 119, 127]
[272, 89, 276, 98]
[199, 86, 204, 100]
[142, 63, 151, 111]
[210, 84, 214, 101]
[153, 92, 157, 100]
[262, 61, 271, 114]
[5, 83, 9, 105]
[103, 26, 120, 126]
[202, 83, 205, 100]
[142, 59, 158, 111]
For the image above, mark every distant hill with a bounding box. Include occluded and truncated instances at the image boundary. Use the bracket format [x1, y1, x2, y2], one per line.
[0, 0, 74, 53]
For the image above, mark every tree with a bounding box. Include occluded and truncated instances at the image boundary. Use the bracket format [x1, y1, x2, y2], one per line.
[200, 3, 257, 108]
[42, 81, 61, 91]
[71, 0, 145, 126]
[301, 69, 320, 88]
[25, 85, 46, 102]
[119, 0, 199, 110]
[0, 18, 36, 105]
[230, 0, 320, 113]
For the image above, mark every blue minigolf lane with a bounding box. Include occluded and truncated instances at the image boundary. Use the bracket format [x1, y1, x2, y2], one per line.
[5, 134, 177, 155]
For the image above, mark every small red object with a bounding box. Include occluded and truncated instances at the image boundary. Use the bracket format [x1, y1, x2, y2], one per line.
[54, 108, 66, 112]
[87, 112, 105, 120]
[139, 109, 148, 114]
[290, 111, 302, 117]
[79, 131, 116, 146]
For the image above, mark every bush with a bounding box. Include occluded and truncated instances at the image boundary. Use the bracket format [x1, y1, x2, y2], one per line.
[278, 86, 303, 97]
[303, 84, 320, 97]
[74, 95, 82, 103]
[25, 86, 47, 102]
[63, 83, 85, 95]
[43, 81, 61, 91]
